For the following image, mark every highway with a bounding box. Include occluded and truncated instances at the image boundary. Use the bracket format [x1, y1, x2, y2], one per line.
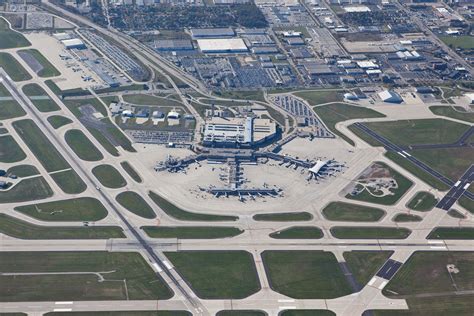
[0, 70, 208, 316]
[436, 165, 474, 211]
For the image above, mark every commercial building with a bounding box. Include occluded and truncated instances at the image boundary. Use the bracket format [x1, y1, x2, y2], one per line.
[203, 116, 276, 147]
[197, 38, 248, 53]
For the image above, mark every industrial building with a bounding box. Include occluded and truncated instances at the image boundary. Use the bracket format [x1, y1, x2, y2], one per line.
[203, 116, 276, 147]
[197, 39, 248, 54]
[61, 38, 86, 49]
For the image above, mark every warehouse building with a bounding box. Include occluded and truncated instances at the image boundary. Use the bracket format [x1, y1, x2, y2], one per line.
[190, 28, 235, 39]
[61, 38, 86, 49]
[197, 38, 248, 53]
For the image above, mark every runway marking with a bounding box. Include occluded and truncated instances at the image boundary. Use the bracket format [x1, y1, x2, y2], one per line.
[430, 246, 447, 250]
[402, 151, 411, 157]
[428, 240, 444, 244]
[464, 183, 470, 190]
[152, 263, 163, 272]
[455, 181, 461, 187]
[368, 277, 377, 286]
[55, 302, 73, 305]
[279, 306, 296, 310]
[397, 152, 406, 158]
[163, 260, 173, 270]
[278, 299, 295, 303]
[378, 281, 388, 289]
[53, 308, 72, 312]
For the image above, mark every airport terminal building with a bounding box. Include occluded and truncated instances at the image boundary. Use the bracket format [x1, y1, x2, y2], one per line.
[202, 117, 276, 147]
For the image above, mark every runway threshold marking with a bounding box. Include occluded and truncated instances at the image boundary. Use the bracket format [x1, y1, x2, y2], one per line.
[279, 306, 296, 310]
[378, 281, 388, 289]
[367, 277, 377, 286]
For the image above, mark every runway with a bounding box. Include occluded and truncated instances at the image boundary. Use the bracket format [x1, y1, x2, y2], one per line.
[436, 165, 474, 211]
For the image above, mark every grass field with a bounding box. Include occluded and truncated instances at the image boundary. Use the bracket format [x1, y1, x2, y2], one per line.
[270, 226, 323, 239]
[216, 311, 266, 316]
[50, 169, 87, 194]
[384, 152, 450, 191]
[368, 294, 474, 316]
[331, 227, 411, 239]
[0, 18, 31, 49]
[12, 119, 70, 172]
[429, 106, 474, 124]
[214, 90, 265, 103]
[48, 115, 73, 129]
[165, 251, 260, 299]
[439, 35, 474, 50]
[0, 251, 172, 301]
[384, 251, 474, 299]
[362, 119, 469, 146]
[0, 135, 26, 163]
[18, 49, 61, 77]
[0, 214, 124, 239]
[427, 227, 474, 240]
[0, 177, 53, 203]
[279, 311, 335, 316]
[346, 162, 413, 206]
[22, 84, 60, 112]
[393, 213, 422, 222]
[92, 165, 127, 189]
[148, 191, 238, 221]
[406, 191, 437, 211]
[7, 164, 39, 177]
[65, 129, 104, 162]
[0, 52, 32, 81]
[343, 251, 393, 286]
[410, 147, 473, 181]
[142, 226, 243, 239]
[322, 202, 385, 222]
[458, 196, 473, 214]
[123, 94, 183, 107]
[252, 212, 312, 221]
[313, 103, 385, 146]
[295, 90, 343, 105]
[15, 197, 108, 222]
[116, 191, 156, 219]
[262, 250, 352, 299]
[0, 83, 26, 120]
[120, 161, 142, 183]
[447, 209, 466, 219]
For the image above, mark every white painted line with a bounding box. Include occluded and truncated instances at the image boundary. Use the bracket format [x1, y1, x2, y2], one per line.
[463, 183, 470, 190]
[428, 240, 444, 244]
[368, 277, 377, 286]
[278, 299, 295, 303]
[163, 260, 173, 270]
[430, 246, 447, 250]
[152, 263, 163, 273]
[397, 152, 406, 158]
[53, 309, 72, 312]
[402, 151, 411, 157]
[338, 246, 347, 248]
[279, 306, 296, 310]
[55, 302, 73, 305]
[454, 181, 461, 187]
[378, 281, 388, 289]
